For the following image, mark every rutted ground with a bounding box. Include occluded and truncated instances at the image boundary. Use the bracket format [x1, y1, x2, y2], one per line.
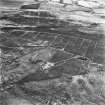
[0, 0, 105, 105]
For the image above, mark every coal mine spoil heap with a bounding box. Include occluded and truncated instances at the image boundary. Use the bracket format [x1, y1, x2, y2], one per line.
[0, 0, 105, 105]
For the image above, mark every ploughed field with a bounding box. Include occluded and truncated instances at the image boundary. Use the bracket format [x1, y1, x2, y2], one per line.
[0, 1, 105, 105]
[0, 3, 105, 65]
